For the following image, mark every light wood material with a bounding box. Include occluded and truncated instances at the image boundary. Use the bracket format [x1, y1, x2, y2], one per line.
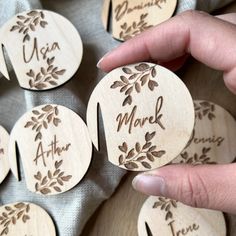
[173, 100, 236, 165]
[82, 3, 236, 235]
[0, 202, 56, 236]
[138, 196, 226, 236]
[102, 0, 177, 41]
[0, 9, 83, 90]
[0, 125, 9, 184]
[87, 63, 194, 171]
[8, 104, 92, 195]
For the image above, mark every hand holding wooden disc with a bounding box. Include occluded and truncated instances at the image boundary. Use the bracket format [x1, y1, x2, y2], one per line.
[173, 100, 236, 165]
[138, 196, 226, 236]
[8, 105, 92, 195]
[0, 126, 9, 184]
[87, 63, 194, 171]
[0, 202, 55, 236]
[102, 0, 177, 41]
[0, 10, 83, 90]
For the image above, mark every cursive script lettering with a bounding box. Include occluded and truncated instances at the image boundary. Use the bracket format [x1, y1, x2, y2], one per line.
[116, 96, 165, 134]
[34, 135, 71, 166]
[115, 0, 167, 21]
[193, 136, 224, 147]
[23, 37, 60, 63]
[168, 220, 200, 236]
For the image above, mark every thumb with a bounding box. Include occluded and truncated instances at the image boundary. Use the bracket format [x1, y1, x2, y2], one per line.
[132, 163, 236, 213]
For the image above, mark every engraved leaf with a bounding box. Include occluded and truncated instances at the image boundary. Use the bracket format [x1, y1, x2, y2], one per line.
[53, 118, 61, 126]
[145, 132, 155, 142]
[127, 148, 135, 159]
[22, 215, 30, 223]
[27, 10, 38, 16]
[123, 95, 132, 106]
[122, 67, 132, 74]
[143, 142, 151, 149]
[125, 86, 133, 95]
[137, 156, 146, 161]
[23, 34, 30, 43]
[55, 160, 63, 169]
[34, 171, 42, 180]
[4, 206, 11, 211]
[54, 186, 62, 192]
[49, 81, 58, 86]
[40, 188, 51, 195]
[29, 24, 35, 31]
[42, 105, 53, 112]
[47, 57, 55, 65]
[35, 132, 42, 141]
[166, 211, 172, 221]
[120, 76, 129, 84]
[110, 81, 124, 88]
[148, 80, 158, 91]
[151, 67, 157, 77]
[153, 201, 163, 208]
[10, 25, 20, 31]
[40, 21, 48, 28]
[152, 151, 166, 158]
[24, 121, 33, 128]
[61, 175, 72, 181]
[118, 142, 128, 153]
[141, 162, 151, 169]
[35, 83, 47, 89]
[140, 74, 149, 86]
[32, 110, 40, 115]
[14, 203, 25, 209]
[119, 155, 124, 165]
[135, 82, 141, 93]
[208, 113, 215, 120]
[124, 162, 138, 170]
[135, 63, 149, 71]
[55, 69, 66, 75]
[26, 69, 34, 77]
[147, 153, 154, 162]
[135, 142, 141, 152]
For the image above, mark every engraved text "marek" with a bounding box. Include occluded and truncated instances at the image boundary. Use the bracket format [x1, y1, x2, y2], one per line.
[116, 96, 165, 134]
[34, 135, 71, 167]
[115, 0, 167, 21]
[23, 37, 60, 63]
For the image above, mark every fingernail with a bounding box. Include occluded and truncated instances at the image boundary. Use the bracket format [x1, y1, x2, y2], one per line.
[96, 52, 110, 68]
[132, 174, 165, 196]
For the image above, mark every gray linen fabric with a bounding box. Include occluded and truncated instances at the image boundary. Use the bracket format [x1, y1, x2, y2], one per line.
[0, 0, 235, 236]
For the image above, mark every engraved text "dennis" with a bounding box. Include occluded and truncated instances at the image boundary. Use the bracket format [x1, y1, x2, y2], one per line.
[115, 0, 167, 21]
[23, 37, 60, 63]
[116, 96, 165, 134]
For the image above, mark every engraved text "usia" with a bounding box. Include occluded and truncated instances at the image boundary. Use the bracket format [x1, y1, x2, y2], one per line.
[168, 220, 200, 236]
[115, 0, 167, 21]
[23, 37, 60, 63]
[116, 96, 165, 134]
[34, 135, 71, 167]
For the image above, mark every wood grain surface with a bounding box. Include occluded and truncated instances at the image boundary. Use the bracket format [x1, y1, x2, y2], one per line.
[82, 2, 236, 236]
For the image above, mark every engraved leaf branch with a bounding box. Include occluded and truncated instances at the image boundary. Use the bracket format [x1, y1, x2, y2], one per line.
[111, 63, 158, 106]
[0, 203, 30, 236]
[26, 57, 66, 89]
[10, 10, 48, 43]
[24, 105, 61, 142]
[179, 147, 216, 165]
[34, 160, 72, 195]
[119, 13, 153, 41]
[118, 131, 166, 170]
[153, 197, 177, 221]
[194, 101, 216, 120]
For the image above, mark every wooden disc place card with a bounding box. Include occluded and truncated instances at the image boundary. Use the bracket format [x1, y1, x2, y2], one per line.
[138, 196, 226, 236]
[0, 126, 10, 184]
[102, 0, 177, 41]
[0, 202, 55, 236]
[87, 63, 194, 171]
[0, 9, 83, 90]
[173, 100, 236, 165]
[8, 104, 92, 195]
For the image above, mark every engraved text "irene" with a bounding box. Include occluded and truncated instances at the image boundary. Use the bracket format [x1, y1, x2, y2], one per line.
[168, 220, 200, 236]
[23, 37, 60, 63]
[115, 0, 167, 21]
[34, 135, 71, 167]
[116, 96, 165, 134]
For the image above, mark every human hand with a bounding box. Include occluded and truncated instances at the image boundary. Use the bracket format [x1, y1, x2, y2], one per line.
[97, 10, 236, 214]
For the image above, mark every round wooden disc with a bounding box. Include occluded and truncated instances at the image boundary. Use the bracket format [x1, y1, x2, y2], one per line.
[8, 104, 92, 195]
[103, 0, 177, 41]
[138, 196, 226, 236]
[0, 9, 83, 90]
[173, 100, 236, 165]
[0, 202, 55, 236]
[87, 63, 195, 171]
[0, 126, 9, 184]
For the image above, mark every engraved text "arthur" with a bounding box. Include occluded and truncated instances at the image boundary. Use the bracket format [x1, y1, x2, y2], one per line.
[23, 37, 60, 63]
[34, 135, 71, 167]
[116, 96, 165, 134]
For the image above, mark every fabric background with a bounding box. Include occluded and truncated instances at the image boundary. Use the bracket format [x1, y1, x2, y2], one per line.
[0, 0, 235, 235]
